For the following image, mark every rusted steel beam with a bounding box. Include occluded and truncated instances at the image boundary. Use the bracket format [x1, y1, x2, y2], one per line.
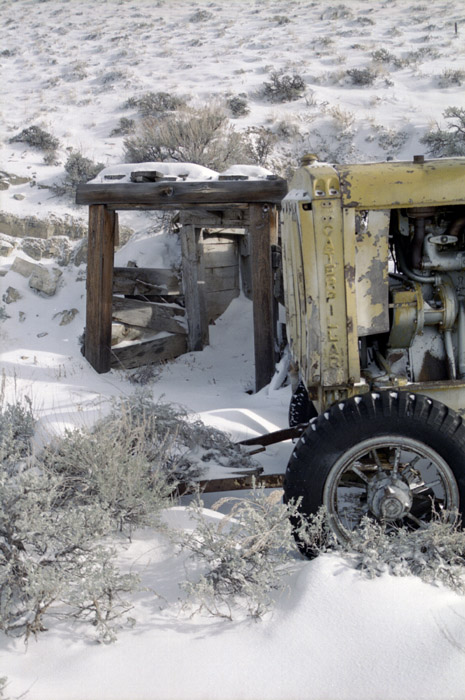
[238, 424, 307, 447]
[177, 472, 284, 495]
[76, 178, 288, 208]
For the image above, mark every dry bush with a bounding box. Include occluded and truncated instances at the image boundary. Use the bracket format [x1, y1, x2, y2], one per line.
[124, 104, 253, 170]
[124, 91, 186, 117]
[263, 72, 306, 103]
[438, 68, 465, 87]
[52, 150, 104, 197]
[421, 106, 465, 156]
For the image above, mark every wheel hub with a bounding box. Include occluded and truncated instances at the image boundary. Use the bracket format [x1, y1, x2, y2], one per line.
[367, 473, 413, 521]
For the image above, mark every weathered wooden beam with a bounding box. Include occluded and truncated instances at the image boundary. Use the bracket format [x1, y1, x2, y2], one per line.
[249, 204, 276, 392]
[110, 333, 187, 369]
[113, 267, 180, 295]
[112, 297, 187, 335]
[76, 178, 288, 208]
[181, 223, 209, 351]
[85, 206, 116, 373]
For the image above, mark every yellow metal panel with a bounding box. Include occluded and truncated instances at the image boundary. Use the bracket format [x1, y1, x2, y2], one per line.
[311, 199, 350, 387]
[336, 158, 465, 209]
[355, 210, 390, 336]
[342, 208, 360, 383]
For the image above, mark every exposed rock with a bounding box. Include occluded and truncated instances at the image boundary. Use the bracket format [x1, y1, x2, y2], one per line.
[73, 239, 88, 266]
[0, 171, 31, 187]
[3, 286, 22, 304]
[72, 224, 133, 266]
[0, 211, 87, 240]
[53, 308, 79, 325]
[19, 311, 26, 322]
[13, 194, 25, 201]
[0, 238, 15, 256]
[11, 256, 39, 277]
[20, 236, 72, 265]
[29, 266, 63, 296]
[21, 238, 44, 260]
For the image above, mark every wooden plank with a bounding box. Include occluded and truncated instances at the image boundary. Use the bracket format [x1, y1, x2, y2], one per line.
[113, 267, 180, 295]
[249, 204, 276, 392]
[112, 297, 187, 335]
[181, 224, 209, 351]
[204, 265, 239, 293]
[85, 206, 116, 373]
[76, 178, 288, 208]
[203, 247, 238, 269]
[110, 333, 187, 369]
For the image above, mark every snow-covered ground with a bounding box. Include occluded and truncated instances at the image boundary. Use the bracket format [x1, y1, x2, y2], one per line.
[2, 0, 465, 698]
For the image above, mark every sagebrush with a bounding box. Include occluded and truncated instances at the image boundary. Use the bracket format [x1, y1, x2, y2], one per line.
[421, 106, 465, 156]
[124, 104, 253, 170]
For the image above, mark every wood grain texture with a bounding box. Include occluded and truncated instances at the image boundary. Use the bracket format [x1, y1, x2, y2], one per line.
[249, 204, 276, 392]
[85, 206, 116, 373]
[76, 178, 288, 208]
[110, 333, 187, 369]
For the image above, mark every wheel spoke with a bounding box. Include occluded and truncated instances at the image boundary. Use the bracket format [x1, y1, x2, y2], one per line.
[370, 449, 383, 470]
[349, 465, 369, 483]
[405, 512, 428, 528]
[411, 478, 442, 493]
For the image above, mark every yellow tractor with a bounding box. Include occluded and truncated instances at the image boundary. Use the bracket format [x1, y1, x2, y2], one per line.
[281, 155, 465, 552]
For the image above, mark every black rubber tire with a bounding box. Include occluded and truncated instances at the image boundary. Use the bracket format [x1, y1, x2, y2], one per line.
[288, 381, 318, 427]
[283, 391, 465, 557]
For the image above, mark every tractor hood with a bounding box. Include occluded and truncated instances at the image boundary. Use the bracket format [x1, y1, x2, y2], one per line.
[291, 156, 465, 209]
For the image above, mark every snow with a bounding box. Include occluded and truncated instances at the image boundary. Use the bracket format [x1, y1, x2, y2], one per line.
[2, 0, 465, 698]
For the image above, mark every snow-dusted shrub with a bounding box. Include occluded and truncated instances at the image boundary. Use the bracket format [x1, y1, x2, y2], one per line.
[124, 104, 252, 170]
[9, 125, 59, 152]
[346, 67, 378, 86]
[272, 15, 291, 25]
[63, 60, 88, 82]
[189, 9, 213, 22]
[227, 93, 250, 118]
[0, 451, 138, 642]
[438, 68, 465, 87]
[0, 306, 10, 322]
[420, 106, 465, 156]
[178, 490, 331, 619]
[320, 4, 353, 20]
[376, 126, 409, 155]
[124, 91, 186, 117]
[0, 400, 34, 468]
[327, 105, 355, 130]
[263, 72, 306, 103]
[245, 126, 277, 167]
[52, 150, 104, 196]
[9, 125, 59, 163]
[110, 117, 136, 136]
[40, 394, 257, 533]
[371, 48, 398, 64]
[178, 490, 297, 618]
[342, 512, 465, 593]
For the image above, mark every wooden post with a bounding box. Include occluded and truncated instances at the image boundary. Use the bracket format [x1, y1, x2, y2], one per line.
[85, 205, 116, 373]
[180, 221, 209, 351]
[249, 204, 275, 392]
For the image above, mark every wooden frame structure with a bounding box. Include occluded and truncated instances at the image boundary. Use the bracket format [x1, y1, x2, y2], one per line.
[76, 175, 288, 391]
